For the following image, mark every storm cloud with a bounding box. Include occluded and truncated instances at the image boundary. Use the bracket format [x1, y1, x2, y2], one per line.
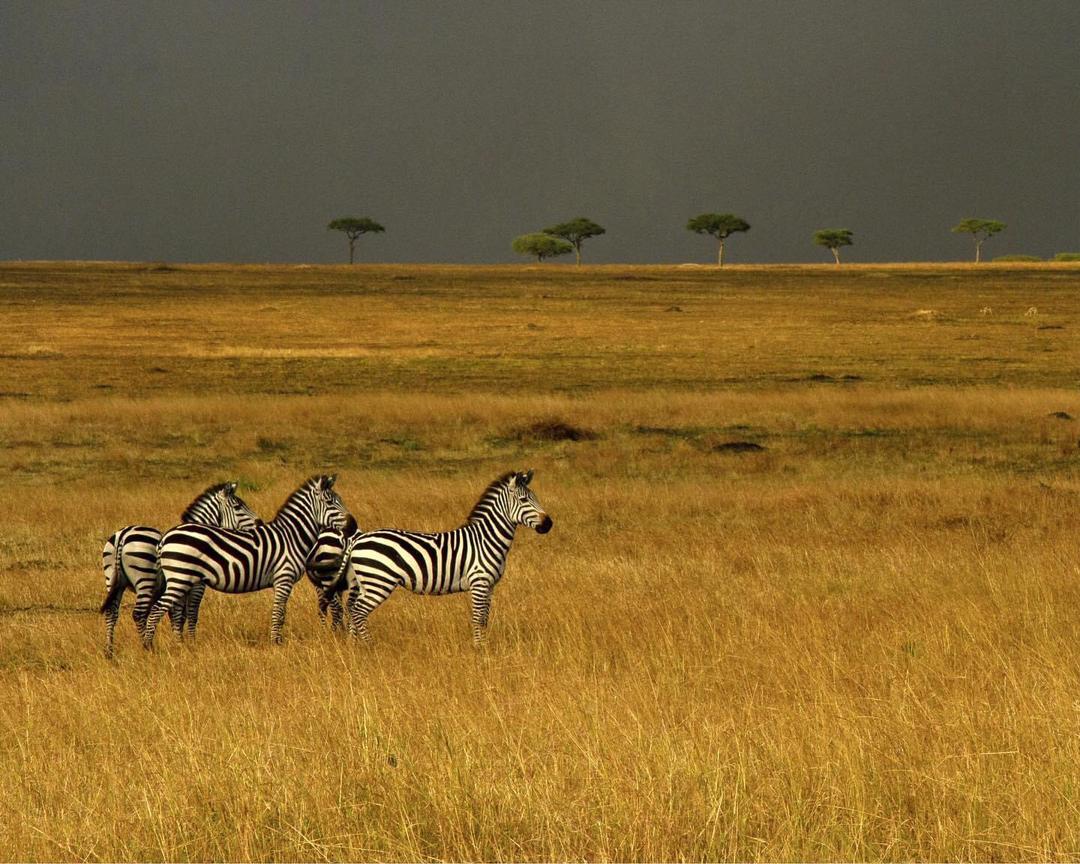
[2, 0, 1077, 263]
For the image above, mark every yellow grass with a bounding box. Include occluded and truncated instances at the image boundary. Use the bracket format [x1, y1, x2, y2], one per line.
[2, 262, 1080, 860]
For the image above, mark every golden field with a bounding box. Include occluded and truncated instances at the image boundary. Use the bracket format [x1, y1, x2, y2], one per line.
[2, 260, 1080, 861]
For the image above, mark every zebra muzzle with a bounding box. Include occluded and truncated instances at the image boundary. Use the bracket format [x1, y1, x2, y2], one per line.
[535, 515, 553, 534]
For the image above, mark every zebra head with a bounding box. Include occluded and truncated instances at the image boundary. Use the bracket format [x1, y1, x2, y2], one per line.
[308, 475, 358, 537]
[504, 469, 553, 534]
[182, 481, 261, 529]
[218, 482, 262, 530]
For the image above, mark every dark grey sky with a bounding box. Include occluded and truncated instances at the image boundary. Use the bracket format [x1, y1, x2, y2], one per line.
[2, 1, 1078, 264]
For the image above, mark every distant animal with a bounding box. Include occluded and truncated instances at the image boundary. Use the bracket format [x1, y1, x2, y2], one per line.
[1025, 306, 1038, 316]
[328, 470, 552, 646]
[143, 475, 356, 647]
[980, 306, 993, 316]
[99, 482, 261, 659]
[913, 309, 939, 319]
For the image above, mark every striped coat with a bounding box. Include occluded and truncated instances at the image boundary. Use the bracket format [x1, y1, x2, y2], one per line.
[333, 470, 552, 644]
[142, 475, 356, 646]
[99, 482, 260, 658]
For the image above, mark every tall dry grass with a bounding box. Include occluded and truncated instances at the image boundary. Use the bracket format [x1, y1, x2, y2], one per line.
[1, 263, 1080, 860]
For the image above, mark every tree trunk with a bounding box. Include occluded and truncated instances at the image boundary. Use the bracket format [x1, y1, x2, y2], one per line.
[832, 247, 841, 264]
[575, 244, 581, 266]
[718, 237, 725, 267]
[348, 237, 356, 264]
[975, 237, 982, 263]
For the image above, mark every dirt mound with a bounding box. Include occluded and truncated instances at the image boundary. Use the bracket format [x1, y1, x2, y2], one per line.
[516, 420, 598, 442]
[713, 441, 766, 453]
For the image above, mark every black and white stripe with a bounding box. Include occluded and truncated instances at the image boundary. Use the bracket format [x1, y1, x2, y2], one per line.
[142, 475, 356, 647]
[305, 528, 352, 630]
[99, 482, 260, 658]
[334, 470, 552, 645]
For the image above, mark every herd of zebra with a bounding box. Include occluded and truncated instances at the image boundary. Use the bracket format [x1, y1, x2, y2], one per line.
[100, 471, 553, 658]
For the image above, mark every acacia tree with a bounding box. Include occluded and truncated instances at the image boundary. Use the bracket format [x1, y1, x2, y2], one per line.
[686, 213, 751, 266]
[328, 217, 385, 263]
[542, 217, 605, 265]
[951, 218, 1005, 263]
[813, 228, 854, 264]
[512, 233, 573, 263]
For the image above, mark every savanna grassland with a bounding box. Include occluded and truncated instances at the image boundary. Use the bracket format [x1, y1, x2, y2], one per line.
[3, 260, 1080, 862]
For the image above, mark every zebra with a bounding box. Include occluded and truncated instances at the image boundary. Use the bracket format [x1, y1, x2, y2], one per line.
[329, 469, 552, 645]
[174, 526, 353, 642]
[178, 525, 358, 637]
[142, 474, 357, 648]
[99, 482, 261, 658]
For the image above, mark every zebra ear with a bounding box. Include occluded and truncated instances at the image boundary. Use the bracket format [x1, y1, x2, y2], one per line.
[227, 481, 238, 493]
[325, 474, 337, 488]
[522, 469, 534, 486]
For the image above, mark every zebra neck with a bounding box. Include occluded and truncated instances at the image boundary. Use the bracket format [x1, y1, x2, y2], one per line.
[270, 507, 318, 555]
[184, 501, 219, 525]
[465, 508, 517, 556]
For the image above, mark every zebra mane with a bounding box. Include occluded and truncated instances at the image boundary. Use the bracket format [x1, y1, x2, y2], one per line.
[466, 472, 517, 523]
[272, 475, 329, 521]
[180, 483, 233, 522]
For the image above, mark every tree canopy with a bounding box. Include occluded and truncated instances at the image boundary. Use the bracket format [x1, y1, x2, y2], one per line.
[951, 218, 1005, 263]
[813, 229, 854, 264]
[542, 217, 606, 265]
[686, 213, 751, 265]
[328, 217, 385, 263]
[512, 233, 573, 263]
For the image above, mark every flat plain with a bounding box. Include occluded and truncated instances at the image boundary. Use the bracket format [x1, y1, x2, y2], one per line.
[2, 261, 1080, 861]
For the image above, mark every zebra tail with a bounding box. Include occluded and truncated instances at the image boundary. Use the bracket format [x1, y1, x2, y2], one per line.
[99, 534, 126, 615]
[148, 562, 167, 611]
[325, 535, 359, 601]
[324, 565, 348, 601]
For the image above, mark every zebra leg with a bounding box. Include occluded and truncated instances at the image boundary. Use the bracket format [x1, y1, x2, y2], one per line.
[102, 588, 122, 660]
[143, 581, 193, 650]
[101, 542, 125, 659]
[345, 586, 360, 637]
[469, 576, 494, 646]
[128, 562, 160, 637]
[347, 596, 373, 644]
[269, 575, 297, 645]
[184, 583, 207, 643]
[328, 591, 344, 631]
[132, 580, 156, 637]
[346, 582, 393, 645]
[315, 585, 330, 625]
[169, 597, 187, 639]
